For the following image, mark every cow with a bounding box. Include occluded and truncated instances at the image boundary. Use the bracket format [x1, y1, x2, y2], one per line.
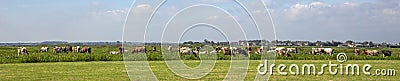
[222, 47, 232, 55]
[310, 48, 334, 56]
[17, 47, 29, 56]
[362, 50, 379, 56]
[72, 46, 81, 52]
[322, 48, 334, 56]
[247, 47, 253, 54]
[287, 48, 298, 53]
[40, 47, 49, 52]
[80, 47, 91, 53]
[179, 47, 196, 57]
[255, 47, 263, 54]
[132, 47, 146, 54]
[215, 46, 223, 53]
[310, 48, 322, 55]
[355, 49, 360, 56]
[275, 47, 286, 52]
[152, 46, 157, 52]
[276, 49, 290, 57]
[381, 50, 392, 57]
[119, 47, 124, 53]
[67, 46, 73, 52]
[53, 46, 68, 54]
[235, 48, 249, 56]
[193, 46, 210, 55]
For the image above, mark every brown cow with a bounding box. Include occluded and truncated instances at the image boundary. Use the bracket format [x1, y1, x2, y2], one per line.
[80, 47, 92, 53]
[362, 50, 379, 56]
[132, 47, 146, 53]
[255, 47, 263, 54]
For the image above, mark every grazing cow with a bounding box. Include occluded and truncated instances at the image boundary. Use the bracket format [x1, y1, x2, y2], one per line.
[276, 49, 290, 57]
[17, 47, 29, 56]
[355, 49, 360, 56]
[247, 47, 253, 54]
[275, 47, 286, 52]
[40, 47, 49, 52]
[287, 48, 298, 53]
[80, 47, 92, 53]
[193, 46, 210, 55]
[323, 48, 334, 56]
[73, 46, 81, 52]
[152, 46, 157, 52]
[179, 47, 197, 57]
[53, 46, 68, 54]
[381, 50, 392, 57]
[119, 47, 124, 53]
[132, 47, 146, 53]
[310, 48, 322, 55]
[255, 47, 263, 54]
[67, 46, 73, 52]
[235, 48, 249, 56]
[222, 47, 232, 55]
[362, 50, 379, 56]
[215, 46, 223, 52]
[310, 48, 334, 56]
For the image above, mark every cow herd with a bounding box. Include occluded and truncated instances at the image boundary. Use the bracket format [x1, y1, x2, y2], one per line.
[15, 46, 394, 58]
[16, 46, 92, 55]
[355, 49, 392, 57]
[272, 47, 392, 57]
[126, 46, 394, 58]
[175, 46, 264, 57]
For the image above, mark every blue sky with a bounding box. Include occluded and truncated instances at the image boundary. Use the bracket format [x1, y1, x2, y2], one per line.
[0, 0, 399, 43]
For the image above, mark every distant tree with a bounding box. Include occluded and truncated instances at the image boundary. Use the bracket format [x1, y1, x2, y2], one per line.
[204, 39, 210, 44]
[183, 41, 194, 45]
[116, 41, 121, 44]
[316, 41, 322, 46]
[345, 40, 354, 45]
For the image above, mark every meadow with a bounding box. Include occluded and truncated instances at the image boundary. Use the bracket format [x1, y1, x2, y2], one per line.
[0, 60, 398, 80]
[0, 45, 399, 80]
[0, 46, 399, 63]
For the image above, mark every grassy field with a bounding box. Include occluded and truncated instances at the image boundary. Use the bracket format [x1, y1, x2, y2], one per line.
[1, 46, 400, 64]
[0, 60, 398, 81]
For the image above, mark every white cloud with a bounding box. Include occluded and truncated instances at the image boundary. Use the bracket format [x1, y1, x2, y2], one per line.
[270, 1, 400, 43]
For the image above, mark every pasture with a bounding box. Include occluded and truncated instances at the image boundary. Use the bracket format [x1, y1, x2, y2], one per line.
[1, 46, 400, 64]
[0, 60, 398, 80]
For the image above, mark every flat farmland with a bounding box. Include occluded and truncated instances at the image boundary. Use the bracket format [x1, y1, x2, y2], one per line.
[0, 60, 398, 81]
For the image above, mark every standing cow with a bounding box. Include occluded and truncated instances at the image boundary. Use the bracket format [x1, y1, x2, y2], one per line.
[287, 48, 298, 53]
[132, 47, 146, 54]
[355, 49, 360, 56]
[362, 50, 379, 56]
[381, 50, 392, 57]
[40, 47, 49, 52]
[80, 47, 92, 53]
[17, 47, 29, 56]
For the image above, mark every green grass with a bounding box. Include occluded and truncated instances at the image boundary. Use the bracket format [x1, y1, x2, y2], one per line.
[0, 60, 398, 81]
